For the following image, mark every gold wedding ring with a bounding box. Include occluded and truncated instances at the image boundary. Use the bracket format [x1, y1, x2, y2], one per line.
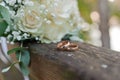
[57, 41, 79, 51]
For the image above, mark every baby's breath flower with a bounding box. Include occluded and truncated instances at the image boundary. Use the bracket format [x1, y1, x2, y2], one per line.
[8, 0, 16, 5]
[16, 36, 22, 41]
[46, 20, 52, 24]
[11, 0, 83, 43]
[5, 26, 10, 33]
[12, 31, 21, 40]
[24, 0, 34, 6]
[35, 37, 39, 40]
[7, 34, 12, 40]
[22, 33, 30, 39]
[17, 0, 22, 4]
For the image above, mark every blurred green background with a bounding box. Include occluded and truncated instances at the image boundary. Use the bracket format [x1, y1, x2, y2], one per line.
[77, 0, 120, 51]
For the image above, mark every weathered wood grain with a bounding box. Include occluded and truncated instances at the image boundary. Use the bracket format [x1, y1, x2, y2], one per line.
[28, 42, 120, 80]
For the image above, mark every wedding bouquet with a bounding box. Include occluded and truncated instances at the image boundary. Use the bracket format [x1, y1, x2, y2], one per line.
[0, 0, 83, 76]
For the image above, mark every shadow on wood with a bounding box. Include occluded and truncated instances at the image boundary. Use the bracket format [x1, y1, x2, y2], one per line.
[28, 42, 120, 80]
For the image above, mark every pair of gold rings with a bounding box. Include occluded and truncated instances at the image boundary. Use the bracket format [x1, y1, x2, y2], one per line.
[57, 41, 79, 51]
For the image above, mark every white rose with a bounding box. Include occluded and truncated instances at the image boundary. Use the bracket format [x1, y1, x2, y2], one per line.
[16, 1, 44, 36]
[15, 0, 82, 43]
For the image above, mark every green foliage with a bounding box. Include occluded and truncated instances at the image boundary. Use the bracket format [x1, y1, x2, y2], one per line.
[19, 62, 29, 76]
[20, 50, 30, 66]
[110, 5, 120, 19]
[109, 2, 119, 18]
[7, 47, 25, 55]
[62, 34, 72, 40]
[0, 19, 8, 36]
[0, 5, 12, 25]
[16, 49, 30, 75]
[77, 0, 92, 23]
[113, 11, 120, 18]
[0, 5, 13, 36]
[2, 46, 30, 76]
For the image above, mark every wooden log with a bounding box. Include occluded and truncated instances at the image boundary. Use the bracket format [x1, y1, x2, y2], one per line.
[28, 42, 120, 80]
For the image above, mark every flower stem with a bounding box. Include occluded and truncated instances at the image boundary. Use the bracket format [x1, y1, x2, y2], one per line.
[18, 41, 23, 62]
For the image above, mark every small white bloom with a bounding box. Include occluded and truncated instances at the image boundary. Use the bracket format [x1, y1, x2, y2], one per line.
[23, 33, 29, 39]
[46, 20, 51, 24]
[5, 26, 10, 33]
[40, 5, 46, 9]
[12, 31, 21, 40]
[44, 18, 47, 21]
[7, 34, 12, 40]
[35, 37, 39, 40]
[17, 0, 22, 3]
[24, 0, 34, 6]
[53, 3, 58, 7]
[7, 0, 16, 6]
[18, 30, 22, 34]
[51, 13, 56, 18]
[44, 9, 48, 14]
[17, 36, 22, 41]
[9, 11, 16, 18]
[12, 31, 20, 35]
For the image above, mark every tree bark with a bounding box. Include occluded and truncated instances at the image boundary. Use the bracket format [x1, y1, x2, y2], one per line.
[98, 0, 110, 48]
[28, 42, 120, 80]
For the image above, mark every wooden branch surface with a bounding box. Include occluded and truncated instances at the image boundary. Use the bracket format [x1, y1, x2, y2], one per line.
[29, 42, 120, 80]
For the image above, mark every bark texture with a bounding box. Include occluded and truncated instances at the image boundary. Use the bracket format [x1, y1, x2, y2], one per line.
[98, 0, 110, 48]
[28, 42, 120, 80]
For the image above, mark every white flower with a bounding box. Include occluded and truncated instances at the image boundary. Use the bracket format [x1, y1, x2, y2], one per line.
[6, 0, 16, 6]
[17, 0, 22, 3]
[12, 31, 21, 41]
[16, 3, 43, 35]
[7, 34, 12, 40]
[22, 33, 30, 39]
[5, 26, 10, 33]
[14, 0, 82, 43]
[17, 36, 22, 40]
[24, 0, 34, 6]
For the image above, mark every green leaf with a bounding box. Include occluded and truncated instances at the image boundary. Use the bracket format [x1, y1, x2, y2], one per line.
[16, 50, 30, 76]
[7, 47, 25, 55]
[0, 20, 8, 36]
[0, 11, 3, 18]
[16, 50, 30, 66]
[21, 50, 30, 66]
[0, 18, 4, 22]
[0, 5, 12, 25]
[19, 62, 29, 76]
[62, 34, 72, 40]
[16, 51, 21, 60]
[2, 62, 19, 73]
